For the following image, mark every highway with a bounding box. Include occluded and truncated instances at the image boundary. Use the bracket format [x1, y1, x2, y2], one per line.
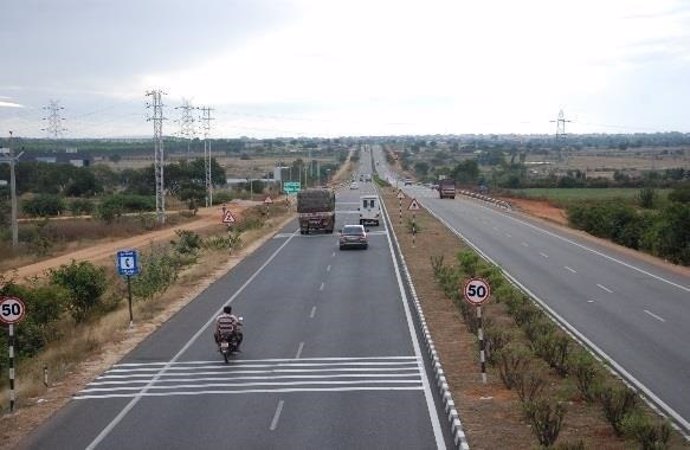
[22, 152, 450, 449]
[372, 145, 690, 435]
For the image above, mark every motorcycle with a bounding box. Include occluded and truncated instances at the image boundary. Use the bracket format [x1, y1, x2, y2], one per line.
[218, 316, 243, 363]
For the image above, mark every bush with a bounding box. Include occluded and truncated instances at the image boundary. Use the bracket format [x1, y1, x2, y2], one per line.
[69, 198, 94, 216]
[484, 324, 512, 365]
[457, 250, 480, 277]
[569, 351, 602, 402]
[539, 333, 571, 377]
[515, 370, 546, 403]
[171, 229, 202, 255]
[22, 194, 67, 217]
[131, 246, 183, 301]
[621, 412, 671, 450]
[523, 398, 566, 447]
[49, 261, 107, 323]
[203, 231, 242, 251]
[599, 384, 639, 436]
[497, 343, 532, 389]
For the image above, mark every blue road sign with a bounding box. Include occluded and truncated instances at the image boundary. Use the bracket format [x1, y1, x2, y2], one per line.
[117, 250, 139, 276]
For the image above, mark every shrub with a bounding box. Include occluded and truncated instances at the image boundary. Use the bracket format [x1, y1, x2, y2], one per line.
[405, 217, 422, 234]
[131, 246, 184, 301]
[599, 384, 639, 436]
[515, 370, 546, 403]
[569, 351, 602, 402]
[621, 412, 671, 450]
[484, 324, 512, 365]
[203, 231, 242, 251]
[22, 194, 67, 217]
[69, 198, 94, 216]
[523, 398, 566, 447]
[540, 333, 571, 377]
[49, 260, 107, 323]
[496, 343, 532, 389]
[172, 229, 202, 255]
[457, 250, 480, 277]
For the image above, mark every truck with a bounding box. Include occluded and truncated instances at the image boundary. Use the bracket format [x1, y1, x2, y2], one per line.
[358, 194, 381, 226]
[296, 188, 336, 234]
[438, 178, 456, 199]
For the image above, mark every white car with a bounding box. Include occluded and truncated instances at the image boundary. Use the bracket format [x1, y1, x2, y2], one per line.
[350, 182, 359, 190]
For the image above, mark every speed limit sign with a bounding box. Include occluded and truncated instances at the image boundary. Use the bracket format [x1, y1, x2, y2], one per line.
[462, 278, 491, 306]
[0, 296, 26, 325]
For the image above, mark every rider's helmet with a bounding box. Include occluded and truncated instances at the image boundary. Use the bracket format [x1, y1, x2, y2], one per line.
[223, 305, 232, 314]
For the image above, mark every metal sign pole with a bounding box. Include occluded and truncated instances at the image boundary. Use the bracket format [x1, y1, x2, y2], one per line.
[399, 198, 402, 225]
[127, 275, 134, 327]
[9, 323, 15, 412]
[478, 306, 486, 384]
[412, 212, 416, 248]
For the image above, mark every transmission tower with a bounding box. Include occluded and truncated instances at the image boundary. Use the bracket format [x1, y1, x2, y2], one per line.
[175, 98, 197, 155]
[146, 89, 167, 224]
[550, 109, 572, 162]
[551, 109, 572, 140]
[41, 100, 67, 138]
[200, 106, 214, 207]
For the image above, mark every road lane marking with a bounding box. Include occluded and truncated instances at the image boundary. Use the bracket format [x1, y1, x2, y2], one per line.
[565, 266, 577, 273]
[269, 400, 285, 431]
[521, 242, 529, 247]
[326, 265, 331, 272]
[597, 283, 613, 293]
[85, 228, 300, 450]
[644, 309, 666, 323]
[588, 300, 595, 303]
[310, 306, 317, 318]
[505, 233, 512, 238]
[331, 251, 336, 257]
[319, 282, 325, 291]
[539, 252, 549, 259]
[295, 342, 304, 359]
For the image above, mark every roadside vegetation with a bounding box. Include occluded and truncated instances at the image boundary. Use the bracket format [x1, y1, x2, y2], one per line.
[378, 179, 689, 449]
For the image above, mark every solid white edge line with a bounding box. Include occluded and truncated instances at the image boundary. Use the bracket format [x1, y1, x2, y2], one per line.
[419, 198, 690, 438]
[85, 229, 300, 450]
[380, 189, 447, 449]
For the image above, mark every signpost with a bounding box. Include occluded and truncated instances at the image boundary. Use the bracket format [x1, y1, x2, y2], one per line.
[264, 196, 273, 217]
[397, 190, 405, 225]
[462, 277, 491, 383]
[117, 250, 140, 326]
[407, 198, 420, 248]
[1, 295, 26, 412]
[222, 210, 236, 224]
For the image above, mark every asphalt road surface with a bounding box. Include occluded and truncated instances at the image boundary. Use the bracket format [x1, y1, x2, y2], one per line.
[372, 145, 690, 435]
[22, 154, 449, 449]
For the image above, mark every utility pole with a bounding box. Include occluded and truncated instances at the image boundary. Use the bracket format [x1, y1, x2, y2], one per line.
[1, 132, 23, 248]
[146, 89, 167, 225]
[41, 100, 67, 138]
[200, 106, 214, 207]
[175, 98, 196, 156]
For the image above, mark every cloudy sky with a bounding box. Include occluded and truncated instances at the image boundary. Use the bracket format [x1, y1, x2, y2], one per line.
[2, 0, 689, 138]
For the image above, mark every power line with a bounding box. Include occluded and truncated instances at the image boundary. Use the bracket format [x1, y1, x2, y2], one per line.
[175, 98, 197, 155]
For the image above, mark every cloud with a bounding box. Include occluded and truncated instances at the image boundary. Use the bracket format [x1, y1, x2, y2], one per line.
[0, 101, 24, 108]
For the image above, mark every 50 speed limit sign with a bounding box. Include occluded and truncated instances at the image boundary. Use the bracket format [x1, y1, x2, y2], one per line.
[462, 278, 491, 306]
[0, 296, 26, 325]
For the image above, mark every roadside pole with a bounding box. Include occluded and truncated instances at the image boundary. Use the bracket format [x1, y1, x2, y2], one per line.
[396, 190, 405, 225]
[1, 296, 27, 413]
[116, 250, 140, 327]
[407, 198, 420, 249]
[462, 278, 491, 384]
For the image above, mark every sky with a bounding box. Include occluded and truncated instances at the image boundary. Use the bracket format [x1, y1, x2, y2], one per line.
[1, 0, 690, 139]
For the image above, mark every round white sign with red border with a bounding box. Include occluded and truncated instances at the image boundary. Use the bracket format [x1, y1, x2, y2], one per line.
[0, 296, 26, 325]
[462, 278, 491, 306]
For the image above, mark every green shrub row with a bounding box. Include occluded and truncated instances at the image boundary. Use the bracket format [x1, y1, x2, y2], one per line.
[431, 250, 674, 449]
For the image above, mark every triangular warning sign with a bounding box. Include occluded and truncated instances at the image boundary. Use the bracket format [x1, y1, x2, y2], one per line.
[264, 196, 273, 204]
[396, 190, 405, 199]
[408, 198, 420, 211]
[222, 210, 236, 224]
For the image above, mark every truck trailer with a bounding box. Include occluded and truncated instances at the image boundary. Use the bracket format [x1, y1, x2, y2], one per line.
[438, 178, 456, 199]
[296, 189, 336, 234]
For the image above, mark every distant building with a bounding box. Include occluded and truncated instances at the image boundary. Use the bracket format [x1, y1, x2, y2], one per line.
[33, 152, 91, 167]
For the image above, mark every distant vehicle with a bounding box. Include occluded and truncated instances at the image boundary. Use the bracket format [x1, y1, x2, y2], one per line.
[438, 178, 456, 199]
[350, 181, 359, 190]
[297, 189, 336, 234]
[363, 173, 372, 182]
[358, 194, 381, 226]
[338, 224, 368, 250]
[403, 179, 412, 186]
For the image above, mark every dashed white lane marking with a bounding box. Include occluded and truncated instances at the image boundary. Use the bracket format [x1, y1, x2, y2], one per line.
[644, 309, 666, 323]
[565, 266, 577, 273]
[269, 400, 284, 431]
[588, 300, 595, 303]
[310, 306, 317, 319]
[295, 342, 305, 359]
[597, 283, 614, 293]
[539, 252, 549, 259]
[319, 282, 325, 291]
[327, 265, 331, 272]
[331, 252, 336, 257]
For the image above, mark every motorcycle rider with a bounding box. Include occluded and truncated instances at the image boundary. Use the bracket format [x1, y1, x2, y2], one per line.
[214, 305, 243, 352]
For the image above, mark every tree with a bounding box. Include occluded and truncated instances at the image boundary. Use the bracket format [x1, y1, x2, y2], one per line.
[50, 261, 107, 323]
